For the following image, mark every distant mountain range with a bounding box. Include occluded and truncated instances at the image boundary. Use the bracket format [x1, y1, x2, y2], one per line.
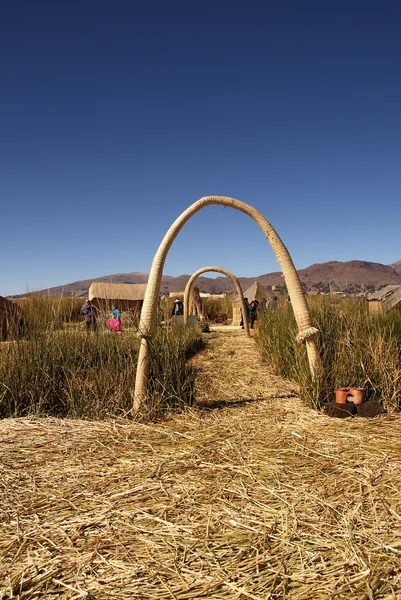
[9, 260, 401, 298]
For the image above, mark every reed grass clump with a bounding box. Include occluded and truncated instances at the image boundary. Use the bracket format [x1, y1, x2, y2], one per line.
[256, 296, 401, 411]
[15, 295, 83, 337]
[147, 323, 205, 417]
[0, 297, 204, 420]
[0, 331, 139, 419]
[202, 295, 233, 322]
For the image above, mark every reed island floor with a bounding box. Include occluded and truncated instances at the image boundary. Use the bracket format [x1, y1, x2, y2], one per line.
[1, 327, 400, 598]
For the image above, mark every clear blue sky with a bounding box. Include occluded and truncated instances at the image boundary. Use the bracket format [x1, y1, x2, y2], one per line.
[1, 1, 400, 296]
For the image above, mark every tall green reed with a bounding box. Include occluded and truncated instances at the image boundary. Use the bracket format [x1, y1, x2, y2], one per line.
[202, 296, 233, 322]
[256, 296, 401, 411]
[15, 295, 83, 338]
[147, 323, 204, 417]
[1, 297, 204, 420]
[0, 332, 139, 419]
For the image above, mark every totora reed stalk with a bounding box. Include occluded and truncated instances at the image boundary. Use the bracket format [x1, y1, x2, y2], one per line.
[134, 196, 320, 410]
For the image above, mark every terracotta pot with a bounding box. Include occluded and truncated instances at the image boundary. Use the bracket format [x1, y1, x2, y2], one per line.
[335, 387, 350, 404]
[348, 387, 365, 405]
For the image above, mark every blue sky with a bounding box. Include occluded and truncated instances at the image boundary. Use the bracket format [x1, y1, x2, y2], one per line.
[1, 1, 400, 296]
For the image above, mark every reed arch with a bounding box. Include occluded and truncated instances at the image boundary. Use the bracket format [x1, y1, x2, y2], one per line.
[183, 266, 250, 337]
[134, 195, 320, 410]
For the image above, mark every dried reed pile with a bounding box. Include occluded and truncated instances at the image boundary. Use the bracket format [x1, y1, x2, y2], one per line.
[1, 328, 400, 598]
[1, 406, 400, 597]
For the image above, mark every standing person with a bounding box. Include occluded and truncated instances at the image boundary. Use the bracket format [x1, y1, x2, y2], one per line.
[82, 299, 96, 332]
[240, 297, 250, 329]
[248, 299, 259, 329]
[107, 304, 122, 332]
[171, 298, 184, 317]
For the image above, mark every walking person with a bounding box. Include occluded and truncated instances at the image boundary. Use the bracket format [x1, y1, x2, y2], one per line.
[248, 299, 259, 329]
[81, 299, 97, 332]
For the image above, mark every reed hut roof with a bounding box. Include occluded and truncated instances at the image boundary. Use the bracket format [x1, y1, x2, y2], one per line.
[367, 284, 401, 311]
[89, 282, 147, 302]
[0, 295, 24, 320]
[169, 291, 185, 299]
[232, 281, 275, 303]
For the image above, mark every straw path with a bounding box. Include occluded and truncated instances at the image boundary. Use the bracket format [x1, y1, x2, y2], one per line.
[1, 327, 401, 598]
[189, 326, 297, 405]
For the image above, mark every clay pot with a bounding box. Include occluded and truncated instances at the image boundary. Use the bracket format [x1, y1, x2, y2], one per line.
[348, 388, 365, 405]
[335, 387, 350, 404]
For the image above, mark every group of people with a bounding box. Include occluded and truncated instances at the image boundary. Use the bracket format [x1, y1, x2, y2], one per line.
[81, 294, 277, 332]
[81, 300, 122, 332]
[240, 297, 259, 329]
[240, 295, 278, 329]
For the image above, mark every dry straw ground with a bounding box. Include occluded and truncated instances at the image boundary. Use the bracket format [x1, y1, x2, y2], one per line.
[1, 328, 401, 599]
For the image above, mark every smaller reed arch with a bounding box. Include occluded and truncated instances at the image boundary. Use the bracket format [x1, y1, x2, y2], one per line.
[183, 266, 250, 337]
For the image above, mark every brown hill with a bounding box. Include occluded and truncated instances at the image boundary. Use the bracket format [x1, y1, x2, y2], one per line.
[390, 260, 401, 275]
[297, 260, 401, 293]
[10, 260, 401, 298]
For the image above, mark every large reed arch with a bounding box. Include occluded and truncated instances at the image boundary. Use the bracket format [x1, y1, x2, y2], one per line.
[134, 196, 319, 410]
[183, 266, 250, 337]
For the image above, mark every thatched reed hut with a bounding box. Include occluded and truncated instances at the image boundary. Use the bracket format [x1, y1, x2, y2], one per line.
[88, 282, 147, 325]
[0, 296, 24, 339]
[231, 281, 280, 326]
[367, 285, 401, 314]
[169, 291, 184, 300]
[199, 293, 226, 299]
